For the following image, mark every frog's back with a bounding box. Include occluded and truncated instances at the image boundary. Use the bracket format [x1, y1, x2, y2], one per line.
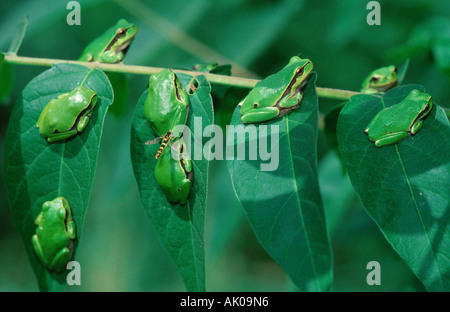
[79, 35, 109, 61]
[368, 104, 416, 138]
[249, 69, 296, 106]
[79, 25, 117, 61]
[35, 212, 71, 258]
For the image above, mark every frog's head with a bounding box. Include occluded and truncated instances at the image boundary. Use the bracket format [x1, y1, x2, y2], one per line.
[363, 65, 398, 93]
[412, 90, 433, 121]
[106, 19, 138, 60]
[193, 62, 219, 72]
[239, 57, 313, 123]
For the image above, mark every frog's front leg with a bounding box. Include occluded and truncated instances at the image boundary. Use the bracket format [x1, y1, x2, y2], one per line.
[99, 51, 124, 63]
[67, 220, 76, 240]
[50, 247, 72, 272]
[410, 119, 423, 135]
[374, 131, 409, 147]
[47, 130, 78, 143]
[32, 234, 48, 267]
[77, 115, 91, 133]
[81, 53, 94, 62]
[178, 179, 192, 205]
[279, 92, 303, 108]
[241, 107, 280, 124]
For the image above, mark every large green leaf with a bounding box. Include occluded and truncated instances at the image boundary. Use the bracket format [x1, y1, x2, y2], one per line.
[318, 151, 354, 237]
[4, 64, 113, 291]
[226, 73, 333, 291]
[130, 74, 213, 291]
[337, 84, 450, 291]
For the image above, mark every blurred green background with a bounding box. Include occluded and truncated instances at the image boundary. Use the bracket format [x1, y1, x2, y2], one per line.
[1, 0, 448, 291]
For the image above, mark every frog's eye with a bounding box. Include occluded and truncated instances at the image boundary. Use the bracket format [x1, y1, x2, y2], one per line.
[370, 76, 380, 83]
[117, 28, 127, 37]
[58, 206, 66, 220]
[296, 67, 305, 76]
[394, 67, 398, 73]
[253, 103, 259, 108]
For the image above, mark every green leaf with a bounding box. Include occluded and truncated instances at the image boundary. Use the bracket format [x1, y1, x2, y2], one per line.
[318, 151, 354, 237]
[397, 59, 410, 84]
[130, 74, 213, 291]
[324, 102, 345, 154]
[4, 64, 113, 291]
[226, 73, 333, 291]
[8, 16, 28, 55]
[432, 40, 450, 78]
[337, 84, 450, 291]
[106, 72, 128, 118]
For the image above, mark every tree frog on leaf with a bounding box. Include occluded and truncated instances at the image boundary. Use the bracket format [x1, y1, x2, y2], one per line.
[239, 56, 313, 124]
[79, 19, 137, 63]
[365, 89, 433, 147]
[193, 62, 232, 75]
[32, 197, 76, 272]
[36, 86, 97, 143]
[361, 65, 398, 94]
[144, 69, 190, 158]
[193, 62, 219, 72]
[155, 139, 193, 205]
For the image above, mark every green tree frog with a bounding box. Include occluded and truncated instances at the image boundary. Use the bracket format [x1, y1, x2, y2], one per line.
[193, 62, 232, 75]
[365, 89, 433, 147]
[36, 86, 97, 143]
[361, 65, 398, 94]
[155, 139, 193, 205]
[144, 68, 189, 141]
[32, 197, 76, 272]
[239, 56, 313, 124]
[79, 19, 137, 63]
[193, 62, 219, 72]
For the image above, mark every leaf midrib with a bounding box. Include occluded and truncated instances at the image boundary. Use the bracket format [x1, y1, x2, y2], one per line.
[283, 115, 321, 291]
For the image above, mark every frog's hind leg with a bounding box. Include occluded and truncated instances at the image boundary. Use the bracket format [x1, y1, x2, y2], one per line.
[32, 234, 48, 267]
[47, 130, 78, 143]
[279, 92, 303, 109]
[51, 247, 72, 272]
[77, 115, 91, 132]
[374, 131, 409, 147]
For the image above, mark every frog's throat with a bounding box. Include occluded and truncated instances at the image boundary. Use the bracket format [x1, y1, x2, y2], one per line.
[115, 37, 134, 53]
[106, 34, 135, 54]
